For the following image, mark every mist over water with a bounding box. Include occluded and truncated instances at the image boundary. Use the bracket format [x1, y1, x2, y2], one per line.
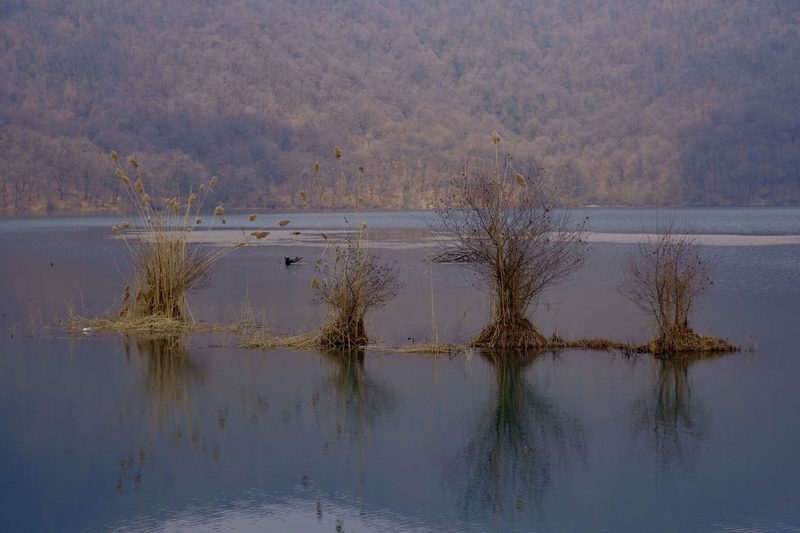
[1, 209, 799, 532]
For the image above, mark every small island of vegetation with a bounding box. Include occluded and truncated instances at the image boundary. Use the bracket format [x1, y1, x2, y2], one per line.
[72, 141, 738, 360]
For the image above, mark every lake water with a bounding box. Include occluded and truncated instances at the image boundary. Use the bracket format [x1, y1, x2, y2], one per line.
[1, 208, 799, 532]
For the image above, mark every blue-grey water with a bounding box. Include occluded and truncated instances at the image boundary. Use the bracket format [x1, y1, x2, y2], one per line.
[1, 208, 799, 532]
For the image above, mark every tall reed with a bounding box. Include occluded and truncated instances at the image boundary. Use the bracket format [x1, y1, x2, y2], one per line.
[311, 148, 401, 348]
[112, 154, 240, 324]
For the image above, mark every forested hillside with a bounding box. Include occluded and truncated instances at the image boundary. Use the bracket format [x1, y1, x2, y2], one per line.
[1, 0, 799, 212]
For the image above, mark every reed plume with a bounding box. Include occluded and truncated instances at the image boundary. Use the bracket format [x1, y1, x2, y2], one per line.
[110, 155, 242, 324]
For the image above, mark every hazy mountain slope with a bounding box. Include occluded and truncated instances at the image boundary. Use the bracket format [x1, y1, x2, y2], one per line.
[1, 0, 798, 212]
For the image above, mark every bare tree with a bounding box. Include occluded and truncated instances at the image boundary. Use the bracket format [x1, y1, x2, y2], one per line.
[623, 226, 734, 355]
[436, 156, 587, 349]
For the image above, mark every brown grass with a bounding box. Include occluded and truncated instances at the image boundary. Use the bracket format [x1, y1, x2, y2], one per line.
[647, 325, 737, 356]
[241, 330, 323, 350]
[546, 333, 647, 355]
[71, 155, 255, 334]
[240, 323, 734, 358]
[472, 318, 548, 349]
[623, 225, 737, 357]
[69, 312, 241, 336]
[391, 343, 463, 355]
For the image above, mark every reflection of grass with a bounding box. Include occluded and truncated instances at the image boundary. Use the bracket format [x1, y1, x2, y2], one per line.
[116, 335, 208, 494]
[125, 335, 205, 414]
[450, 351, 585, 514]
[632, 352, 724, 470]
[313, 349, 394, 450]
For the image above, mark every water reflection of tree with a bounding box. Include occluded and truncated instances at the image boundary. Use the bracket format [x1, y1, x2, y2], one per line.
[451, 351, 585, 516]
[313, 349, 394, 452]
[632, 353, 722, 470]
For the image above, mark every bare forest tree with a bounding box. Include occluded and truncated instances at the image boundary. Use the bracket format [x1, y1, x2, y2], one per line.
[436, 155, 587, 349]
[623, 227, 734, 355]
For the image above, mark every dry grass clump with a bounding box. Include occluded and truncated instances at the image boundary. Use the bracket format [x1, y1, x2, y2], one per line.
[114, 158, 235, 322]
[72, 154, 248, 334]
[71, 313, 192, 335]
[546, 333, 647, 355]
[69, 312, 241, 335]
[472, 318, 548, 349]
[391, 343, 463, 355]
[314, 239, 401, 349]
[647, 325, 736, 355]
[241, 331, 322, 350]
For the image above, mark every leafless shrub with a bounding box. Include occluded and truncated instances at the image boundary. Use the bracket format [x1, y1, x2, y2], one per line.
[313, 238, 401, 348]
[623, 226, 735, 355]
[436, 156, 587, 349]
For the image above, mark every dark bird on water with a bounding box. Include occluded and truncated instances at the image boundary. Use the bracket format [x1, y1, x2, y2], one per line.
[284, 256, 302, 266]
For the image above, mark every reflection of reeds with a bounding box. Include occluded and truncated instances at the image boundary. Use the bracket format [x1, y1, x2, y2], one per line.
[314, 349, 394, 445]
[116, 336, 208, 494]
[449, 351, 584, 514]
[127, 335, 204, 414]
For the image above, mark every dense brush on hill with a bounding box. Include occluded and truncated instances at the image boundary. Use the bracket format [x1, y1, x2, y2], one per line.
[1, 0, 799, 212]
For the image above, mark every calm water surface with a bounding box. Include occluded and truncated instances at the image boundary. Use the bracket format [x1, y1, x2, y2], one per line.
[1, 209, 799, 532]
